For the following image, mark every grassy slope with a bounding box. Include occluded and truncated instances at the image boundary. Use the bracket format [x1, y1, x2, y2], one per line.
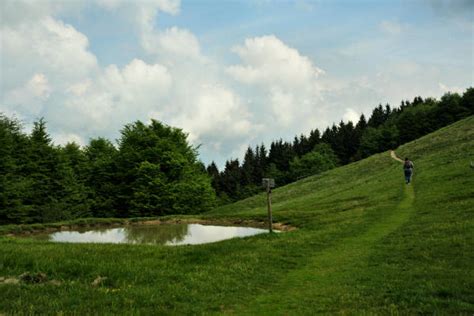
[1, 117, 473, 314]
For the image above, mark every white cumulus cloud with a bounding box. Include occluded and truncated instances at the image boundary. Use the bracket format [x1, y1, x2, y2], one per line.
[228, 35, 324, 88]
[227, 35, 327, 130]
[1, 0, 261, 165]
[4, 73, 52, 116]
[142, 26, 203, 62]
[54, 58, 173, 136]
[1, 16, 98, 93]
[438, 82, 465, 94]
[170, 84, 255, 144]
[7, 1, 462, 168]
[343, 108, 360, 123]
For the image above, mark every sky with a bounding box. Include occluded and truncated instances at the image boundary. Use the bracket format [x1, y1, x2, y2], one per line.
[1, 0, 473, 168]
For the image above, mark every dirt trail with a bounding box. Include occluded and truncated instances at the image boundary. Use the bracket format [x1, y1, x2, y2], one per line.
[390, 150, 404, 163]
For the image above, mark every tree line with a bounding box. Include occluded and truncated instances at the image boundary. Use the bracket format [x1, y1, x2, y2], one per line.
[1, 88, 472, 223]
[207, 88, 474, 204]
[0, 118, 215, 224]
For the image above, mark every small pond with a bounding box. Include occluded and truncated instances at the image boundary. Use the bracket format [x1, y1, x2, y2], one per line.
[31, 224, 270, 246]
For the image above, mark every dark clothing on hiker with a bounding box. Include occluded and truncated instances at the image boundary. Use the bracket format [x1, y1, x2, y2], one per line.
[403, 160, 414, 184]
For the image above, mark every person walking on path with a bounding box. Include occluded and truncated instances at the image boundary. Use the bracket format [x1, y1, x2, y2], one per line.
[403, 158, 414, 184]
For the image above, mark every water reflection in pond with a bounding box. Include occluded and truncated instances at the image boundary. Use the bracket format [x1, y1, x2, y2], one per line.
[33, 224, 269, 245]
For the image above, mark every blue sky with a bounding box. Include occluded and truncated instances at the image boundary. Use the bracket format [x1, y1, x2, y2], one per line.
[67, 1, 472, 68]
[1, 0, 473, 167]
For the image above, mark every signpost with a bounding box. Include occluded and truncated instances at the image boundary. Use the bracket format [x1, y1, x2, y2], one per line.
[262, 178, 275, 233]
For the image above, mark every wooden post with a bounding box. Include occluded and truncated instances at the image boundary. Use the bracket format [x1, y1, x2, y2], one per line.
[266, 183, 273, 233]
[262, 178, 275, 234]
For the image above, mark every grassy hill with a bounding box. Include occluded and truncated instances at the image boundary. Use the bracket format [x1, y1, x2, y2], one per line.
[1, 116, 473, 314]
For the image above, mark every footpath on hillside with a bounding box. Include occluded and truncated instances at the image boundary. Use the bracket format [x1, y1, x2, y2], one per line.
[390, 150, 404, 163]
[237, 151, 416, 314]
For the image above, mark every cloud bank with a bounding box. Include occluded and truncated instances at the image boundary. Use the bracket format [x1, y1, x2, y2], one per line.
[1, 0, 471, 166]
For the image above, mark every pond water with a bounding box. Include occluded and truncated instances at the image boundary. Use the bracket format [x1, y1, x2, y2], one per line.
[32, 224, 269, 246]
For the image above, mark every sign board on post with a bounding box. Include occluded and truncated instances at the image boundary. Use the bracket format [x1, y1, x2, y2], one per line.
[262, 178, 275, 189]
[262, 178, 275, 233]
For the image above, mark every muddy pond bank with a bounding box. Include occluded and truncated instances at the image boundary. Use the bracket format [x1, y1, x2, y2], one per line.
[1, 217, 295, 238]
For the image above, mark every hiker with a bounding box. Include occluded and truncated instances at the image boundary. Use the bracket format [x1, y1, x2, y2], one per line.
[403, 158, 414, 184]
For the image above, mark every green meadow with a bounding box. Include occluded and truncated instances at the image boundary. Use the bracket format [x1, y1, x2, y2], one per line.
[1, 116, 473, 314]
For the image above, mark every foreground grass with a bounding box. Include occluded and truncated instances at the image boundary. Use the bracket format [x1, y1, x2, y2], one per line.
[1, 117, 473, 314]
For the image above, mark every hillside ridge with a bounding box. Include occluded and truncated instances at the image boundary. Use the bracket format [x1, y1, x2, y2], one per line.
[238, 156, 416, 313]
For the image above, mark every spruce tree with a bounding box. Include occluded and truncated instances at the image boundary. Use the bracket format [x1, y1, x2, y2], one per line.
[85, 138, 118, 217]
[26, 119, 63, 222]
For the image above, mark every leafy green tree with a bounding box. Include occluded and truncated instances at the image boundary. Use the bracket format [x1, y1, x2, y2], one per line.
[290, 143, 338, 179]
[264, 163, 286, 186]
[56, 164, 92, 220]
[0, 115, 32, 223]
[61, 142, 88, 176]
[168, 166, 216, 214]
[435, 93, 466, 128]
[412, 96, 424, 106]
[395, 100, 437, 144]
[368, 104, 389, 127]
[460, 87, 474, 114]
[129, 161, 169, 216]
[85, 138, 118, 217]
[307, 129, 321, 153]
[57, 142, 92, 220]
[358, 124, 399, 158]
[116, 120, 215, 217]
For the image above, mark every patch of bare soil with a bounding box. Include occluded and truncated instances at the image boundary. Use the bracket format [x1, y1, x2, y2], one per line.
[138, 218, 296, 232]
[390, 150, 404, 163]
[0, 272, 62, 286]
